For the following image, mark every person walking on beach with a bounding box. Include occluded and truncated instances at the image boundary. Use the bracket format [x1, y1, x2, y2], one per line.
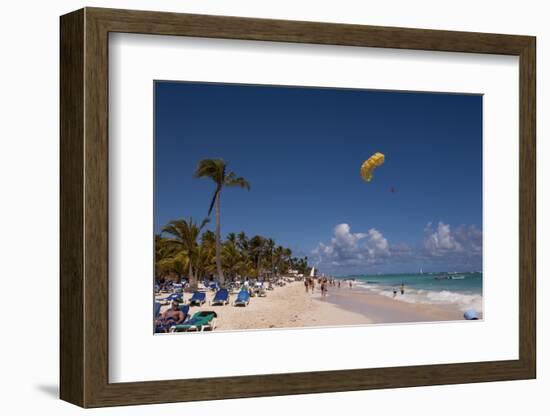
[400, 283, 405, 295]
[338, 280, 341, 289]
[349, 280, 353, 289]
[321, 279, 327, 297]
[310, 278, 315, 293]
[304, 278, 309, 293]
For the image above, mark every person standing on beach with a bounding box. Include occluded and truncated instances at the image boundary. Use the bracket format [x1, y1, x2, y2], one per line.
[338, 280, 341, 289]
[311, 278, 315, 293]
[349, 280, 353, 289]
[321, 279, 327, 297]
[400, 283, 405, 295]
[304, 278, 309, 293]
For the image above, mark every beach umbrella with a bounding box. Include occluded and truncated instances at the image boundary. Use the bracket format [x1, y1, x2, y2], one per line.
[464, 310, 479, 320]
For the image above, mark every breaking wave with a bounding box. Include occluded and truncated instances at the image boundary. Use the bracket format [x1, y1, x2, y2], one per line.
[355, 283, 482, 312]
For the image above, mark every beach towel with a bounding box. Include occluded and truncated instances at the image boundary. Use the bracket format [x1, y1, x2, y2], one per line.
[171, 311, 218, 332]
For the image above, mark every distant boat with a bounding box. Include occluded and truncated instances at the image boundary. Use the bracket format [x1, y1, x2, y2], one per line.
[451, 275, 465, 280]
[434, 275, 450, 280]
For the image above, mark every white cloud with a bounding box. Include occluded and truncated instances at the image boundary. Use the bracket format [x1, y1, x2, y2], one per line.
[423, 222, 482, 259]
[423, 222, 463, 256]
[367, 228, 390, 256]
[311, 221, 482, 274]
[312, 223, 390, 267]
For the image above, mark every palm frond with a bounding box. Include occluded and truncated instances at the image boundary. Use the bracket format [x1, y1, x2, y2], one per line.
[224, 172, 251, 190]
[194, 159, 226, 185]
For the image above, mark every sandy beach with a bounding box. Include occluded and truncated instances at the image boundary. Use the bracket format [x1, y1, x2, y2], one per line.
[156, 280, 464, 332]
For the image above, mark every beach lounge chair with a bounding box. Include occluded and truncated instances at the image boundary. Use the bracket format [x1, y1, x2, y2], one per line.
[188, 291, 206, 306]
[233, 290, 250, 307]
[210, 288, 230, 306]
[163, 292, 183, 301]
[159, 293, 183, 305]
[179, 304, 190, 321]
[170, 311, 218, 332]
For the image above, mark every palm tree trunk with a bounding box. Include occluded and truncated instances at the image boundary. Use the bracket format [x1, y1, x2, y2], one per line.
[188, 261, 196, 289]
[215, 192, 225, 285]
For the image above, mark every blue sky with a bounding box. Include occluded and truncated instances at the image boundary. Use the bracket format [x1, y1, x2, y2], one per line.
[155, 81, 482, 275]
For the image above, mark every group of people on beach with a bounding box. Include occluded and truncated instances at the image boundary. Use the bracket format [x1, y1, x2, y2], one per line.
[305, 277, 329, 295]
[304, 277, 354, 297]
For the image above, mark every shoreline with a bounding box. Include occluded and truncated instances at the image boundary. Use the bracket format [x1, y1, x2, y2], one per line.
[318, 285, 463, 323]
[156, 279, 472, 332]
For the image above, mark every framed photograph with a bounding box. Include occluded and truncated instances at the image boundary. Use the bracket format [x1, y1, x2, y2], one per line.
[60, 7, 536, 408]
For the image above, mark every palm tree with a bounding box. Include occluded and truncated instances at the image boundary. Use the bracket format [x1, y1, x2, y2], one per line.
[249, 235, 265, 279]
[156, 251, 189, 282]
[221, 243, 242, 280]
[162, 217, 209, 289]
[273, 245, 285, 276]
[226, 232, 237, 247]
[201, 230, 216, 249]
[195, 159, 250, 286]
[155, 234, 188, 281]
[266, 238, 276, 278]
[193, 245, 215, 282]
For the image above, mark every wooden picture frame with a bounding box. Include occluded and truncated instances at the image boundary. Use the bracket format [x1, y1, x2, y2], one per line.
[60, 7, 536, 408]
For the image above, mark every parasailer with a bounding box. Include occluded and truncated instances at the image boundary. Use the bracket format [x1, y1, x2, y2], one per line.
[360, 152, 385, 182]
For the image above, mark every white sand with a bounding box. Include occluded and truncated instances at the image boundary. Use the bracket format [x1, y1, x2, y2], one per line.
[156, 280, 464, 332]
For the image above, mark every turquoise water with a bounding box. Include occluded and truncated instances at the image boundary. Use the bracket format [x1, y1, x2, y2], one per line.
[339, 272, 482, 312]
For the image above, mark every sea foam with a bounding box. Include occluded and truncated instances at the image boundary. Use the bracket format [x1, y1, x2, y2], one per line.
[356, 283, 482, 312]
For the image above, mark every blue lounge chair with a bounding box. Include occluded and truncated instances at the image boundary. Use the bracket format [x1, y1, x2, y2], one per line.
[188, 291, 206, 306]
[234, 290, 250, 307]
[211, 288, 230, 306]
[158, 292, 183, 305]
[160, 293, 183, 302]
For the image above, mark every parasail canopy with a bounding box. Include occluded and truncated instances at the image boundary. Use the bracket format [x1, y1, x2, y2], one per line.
[360, 152, 385, 182]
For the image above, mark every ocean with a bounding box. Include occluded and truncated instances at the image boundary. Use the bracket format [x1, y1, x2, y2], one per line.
[339, 272, 483, 312]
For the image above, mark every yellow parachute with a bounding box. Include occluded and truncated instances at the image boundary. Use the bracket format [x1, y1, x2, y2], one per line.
[360, 152, 385, 182]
